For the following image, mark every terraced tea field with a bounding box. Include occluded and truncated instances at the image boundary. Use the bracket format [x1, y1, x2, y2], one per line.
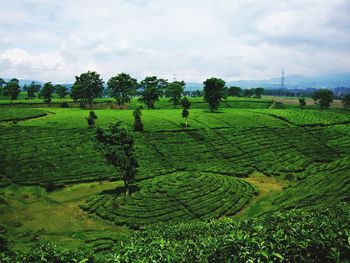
[81, 172, 256, 228]
[1, 100, 350, 260]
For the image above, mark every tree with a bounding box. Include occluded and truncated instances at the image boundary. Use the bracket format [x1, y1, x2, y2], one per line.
[299, 97, 306, 110]
[10, 78, 19, 84]
[133, 106, 144, 132]
[72, 71, 104, 109]
[107, 73, 137, 106]
[203, 77, 226, 112]
[312, 89, 333, 110]
[227, 86, 242, 97]
[138, 76, 165, 109]
[157, 78, 168, 98]
[0, 78, 6, 96]
[26, 81, 41, 99]
[40, 82, 54, 106]
[3, 80, 20, 100]
[95, 122, 138, 195]
[342, 94, 350, 111]
[165, 81, 185, 108]
[181, 97, 191, 128]
[243, 89, 253, 97]
[253, 87, 265, 98]
[0, 78, 6, 88]
[55, 84, 68, 99]
[86, 111, 98, 128]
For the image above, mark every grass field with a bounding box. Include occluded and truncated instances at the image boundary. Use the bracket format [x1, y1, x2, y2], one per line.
[1, 96, 350, 260]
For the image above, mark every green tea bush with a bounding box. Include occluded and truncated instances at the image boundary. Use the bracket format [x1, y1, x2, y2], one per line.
[81, 172, 255, 227]
[2, 203, 349, 262]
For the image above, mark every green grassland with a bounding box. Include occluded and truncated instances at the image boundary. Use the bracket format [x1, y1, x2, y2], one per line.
[1, 96, 350, 261]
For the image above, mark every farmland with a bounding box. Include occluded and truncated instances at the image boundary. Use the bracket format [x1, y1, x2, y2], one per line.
[1, 96, 350, 261]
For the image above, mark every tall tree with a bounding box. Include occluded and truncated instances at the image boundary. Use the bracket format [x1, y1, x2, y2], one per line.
[165, 81, 185, 108]
[203, 77, 226, 112]
[299, 97, 306, 110]
[72, 71, 104, 109]
[3, 80, 20, 100]
[342, 94, 350, 111]
[138, 76, 165, 109]
[55, 84, 68, 99]
[107, 73, 137, 106]
[10, 78, 19, 84]
[0, 78, 6, 88]
[26, 81, 41, 99]
[312, 89, 334, 110]
[0, 78, 6, 96]
[227, 86, 242, 97]
[243, 89, 253, 97]
[253, 87, 265, 98]
[40, 82, 54, 106]
[95, 122, 138, 195]
[181, 97, 191, 128]
[157, 78, 168, 97]
[133, 106, 144, 132]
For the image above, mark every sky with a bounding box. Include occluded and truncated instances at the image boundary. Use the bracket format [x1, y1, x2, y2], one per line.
[0, 0, 349, 83]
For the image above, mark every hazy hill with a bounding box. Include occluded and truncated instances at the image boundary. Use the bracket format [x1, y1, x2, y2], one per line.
[4, 73, 350, 91]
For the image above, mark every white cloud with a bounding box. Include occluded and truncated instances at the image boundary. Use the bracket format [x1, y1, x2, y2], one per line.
[0, 0, 349, 83]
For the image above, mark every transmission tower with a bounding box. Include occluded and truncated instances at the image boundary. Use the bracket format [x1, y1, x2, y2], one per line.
[281, 69, 285, 89]
[173, 73, 176, 82]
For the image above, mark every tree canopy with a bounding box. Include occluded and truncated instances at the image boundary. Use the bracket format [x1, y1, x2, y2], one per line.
[312, 89, 334, 110]
[71, 71, 104, 109]
[181, 97, 191, 128]
[133, 106, 144, 132]
[203, 77, 226, 112]
[227, 86, 242, 97]
[95, 122, 138, 195]
[3, 80, 20, 100]
[299, 98, 306, 110]
[55, 84, 68, 99]
[138, 76, 165, 109]
[342, 94, 350, 111]
[165, 81, 185, 108]
[25, 81, 41, 99]
[107, 73, 137, 106]
[40, 82, 55, 105]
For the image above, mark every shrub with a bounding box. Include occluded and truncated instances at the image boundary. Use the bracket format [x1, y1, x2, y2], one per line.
[60, 102, 69, 108]
[44, 181, 64, 192]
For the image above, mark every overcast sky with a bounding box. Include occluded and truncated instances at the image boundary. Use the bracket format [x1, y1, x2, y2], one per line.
[0, 0, 349, 83]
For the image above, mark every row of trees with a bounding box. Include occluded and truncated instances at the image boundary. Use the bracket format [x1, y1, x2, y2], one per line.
[2, 74, 349, 111]
[71, 72, 187, 109]
[297, 89, 350, 110]
[0, 78, 69, 102]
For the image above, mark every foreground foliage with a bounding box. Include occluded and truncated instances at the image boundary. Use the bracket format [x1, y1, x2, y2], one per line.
[1, 203, 349, 262]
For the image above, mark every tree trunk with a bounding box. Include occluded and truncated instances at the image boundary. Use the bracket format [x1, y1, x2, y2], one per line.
[186, 117, 188, 128]
[124, 179, 129, 195]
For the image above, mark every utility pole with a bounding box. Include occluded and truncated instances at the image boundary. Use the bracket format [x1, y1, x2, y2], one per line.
[281, 69, 285, 89]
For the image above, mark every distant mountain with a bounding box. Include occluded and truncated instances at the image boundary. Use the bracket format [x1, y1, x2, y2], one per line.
[184, 73, 350, 91]
[185, 82, 203, 91]
[4, 73, 350, 91]
[227, 73, 350, 89]
[4, 79, 43, 87]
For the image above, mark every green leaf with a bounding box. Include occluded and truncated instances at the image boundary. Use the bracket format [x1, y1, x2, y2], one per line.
[272, 252, 284, 260]
[260, 251, 269, 259]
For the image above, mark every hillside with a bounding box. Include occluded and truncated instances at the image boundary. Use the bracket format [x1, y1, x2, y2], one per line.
[0, 97, 350, 261]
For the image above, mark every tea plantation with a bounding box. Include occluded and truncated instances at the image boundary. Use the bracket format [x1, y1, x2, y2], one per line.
[0, 97, 350, 262]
